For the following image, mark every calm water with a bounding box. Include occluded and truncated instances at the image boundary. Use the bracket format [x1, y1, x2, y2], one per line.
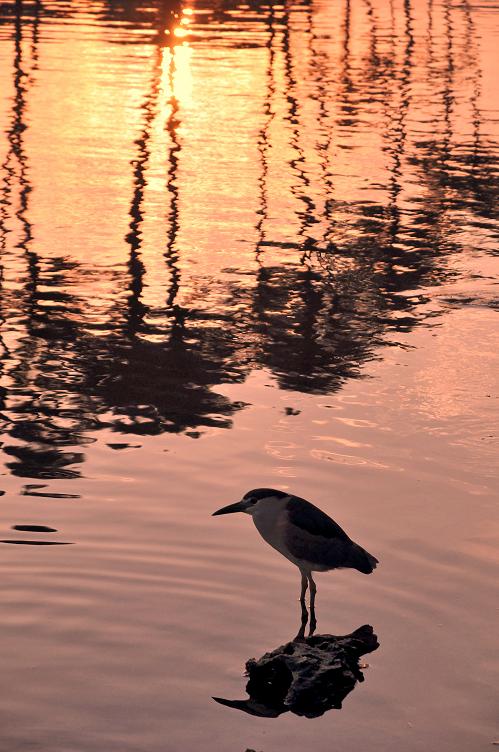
[0, 0, 498, 749]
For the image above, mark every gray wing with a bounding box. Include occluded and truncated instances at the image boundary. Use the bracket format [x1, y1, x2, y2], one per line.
[286, 497, 351, 541]
[285, 497, 378, 573]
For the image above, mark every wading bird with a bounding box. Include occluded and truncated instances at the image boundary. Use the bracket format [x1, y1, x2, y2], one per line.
[213, 489, 378, 626]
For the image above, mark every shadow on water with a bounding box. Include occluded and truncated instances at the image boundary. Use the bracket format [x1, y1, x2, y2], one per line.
[0, 539, 72, 545]
[0, 522, 72, 545]
[214, 620, 379, 718]
[0, 0, 497, 480]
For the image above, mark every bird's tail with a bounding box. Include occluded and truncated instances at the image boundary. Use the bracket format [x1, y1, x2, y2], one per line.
[354, 545, 378, 575]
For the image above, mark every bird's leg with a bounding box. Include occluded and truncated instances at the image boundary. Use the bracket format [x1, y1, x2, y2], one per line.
[300, 571, 308, 604]
[308, 574, 317, 636]
[295, 571, 309, 640]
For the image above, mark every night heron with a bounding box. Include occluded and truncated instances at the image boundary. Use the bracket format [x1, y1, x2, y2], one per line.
[213, 489, 378, 620]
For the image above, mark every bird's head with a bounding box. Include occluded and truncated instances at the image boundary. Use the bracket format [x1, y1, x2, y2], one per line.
[212, 488, 288, 517]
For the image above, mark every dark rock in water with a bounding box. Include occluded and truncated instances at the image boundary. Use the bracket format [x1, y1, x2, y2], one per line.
[214, 625, 379, 718]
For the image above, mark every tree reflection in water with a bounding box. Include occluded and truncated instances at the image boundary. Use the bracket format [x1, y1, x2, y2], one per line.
[0, 0, 497, 481]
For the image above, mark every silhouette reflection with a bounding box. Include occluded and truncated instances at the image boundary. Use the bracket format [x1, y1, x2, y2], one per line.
[214, 623, 379, 718]
[1, 522, 72, 545]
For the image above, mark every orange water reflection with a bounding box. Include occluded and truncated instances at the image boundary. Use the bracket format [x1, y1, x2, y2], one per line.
[0, 0, 497, 507]
[0, 0, 497, 504]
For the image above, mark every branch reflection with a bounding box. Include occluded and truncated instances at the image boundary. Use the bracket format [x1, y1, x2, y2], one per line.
[0, 0, 497, 483]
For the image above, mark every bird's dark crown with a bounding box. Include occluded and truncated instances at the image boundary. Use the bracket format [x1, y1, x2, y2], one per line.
[243, 488, 288, 502]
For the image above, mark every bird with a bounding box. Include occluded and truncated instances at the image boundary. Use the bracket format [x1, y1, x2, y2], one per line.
[213, 488, 378, 622]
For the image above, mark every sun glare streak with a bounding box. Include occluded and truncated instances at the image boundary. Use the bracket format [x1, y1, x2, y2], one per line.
[160, 42, 193, 110]
[164, 7, 193, 42]
[159, 7, 194, 109]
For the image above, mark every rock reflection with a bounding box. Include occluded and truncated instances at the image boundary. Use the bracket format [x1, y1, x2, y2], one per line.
[21, 484, 80, 499]
[214, 624, 379, 718]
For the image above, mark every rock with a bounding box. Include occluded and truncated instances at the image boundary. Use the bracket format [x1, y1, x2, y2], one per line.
[214, 624, 379, 718]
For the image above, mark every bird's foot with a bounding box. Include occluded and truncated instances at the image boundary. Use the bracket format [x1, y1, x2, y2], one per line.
[309, 614, 317, 636]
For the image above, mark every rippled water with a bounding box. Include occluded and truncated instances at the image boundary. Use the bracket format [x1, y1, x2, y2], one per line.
[0, 0, 498, 749]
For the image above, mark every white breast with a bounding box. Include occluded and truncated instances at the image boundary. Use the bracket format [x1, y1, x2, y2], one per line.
[251, 499, 301, 567]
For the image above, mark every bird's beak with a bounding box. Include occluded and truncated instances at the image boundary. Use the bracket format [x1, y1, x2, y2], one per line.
[212, 501, 245, 516]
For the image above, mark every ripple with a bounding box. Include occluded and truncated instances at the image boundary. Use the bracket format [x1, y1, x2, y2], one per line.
[310, 449, 391, 470]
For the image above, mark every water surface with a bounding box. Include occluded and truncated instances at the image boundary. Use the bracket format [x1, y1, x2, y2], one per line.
[0, 0, 498, 750]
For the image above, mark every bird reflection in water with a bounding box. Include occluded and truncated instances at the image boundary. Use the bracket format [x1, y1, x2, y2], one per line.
[214, 623, 379, 718]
